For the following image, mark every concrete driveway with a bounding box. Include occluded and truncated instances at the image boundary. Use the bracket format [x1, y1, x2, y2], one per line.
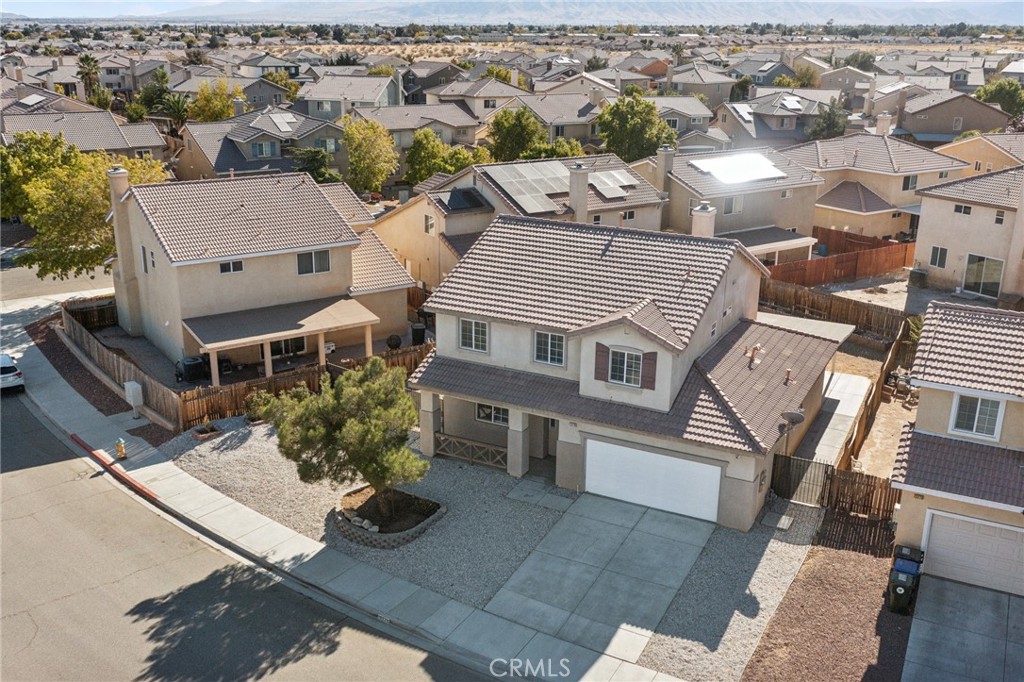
[902, 576, 1023, 682]
[484, 493, 714, 663]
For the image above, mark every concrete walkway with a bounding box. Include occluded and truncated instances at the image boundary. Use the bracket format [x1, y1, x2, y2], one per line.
[7, 296, 685, 682]
[794, 371, 872, 466]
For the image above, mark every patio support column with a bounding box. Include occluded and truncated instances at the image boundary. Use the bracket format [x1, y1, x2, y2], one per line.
[506, 408, 530, 478]
[263, 341, 273, 378]
[209, 349, 220, 387]
[419, 391, 442, 457]
[317, 332, 326, 367]
[363, 324, 373, 358]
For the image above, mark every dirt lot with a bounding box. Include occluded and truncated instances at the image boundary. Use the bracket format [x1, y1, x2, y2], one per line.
[822, 274, 993, 316]
[857, 396, 916, 478]
[742, 546, 911, 682]
[832, 340, 885, 380]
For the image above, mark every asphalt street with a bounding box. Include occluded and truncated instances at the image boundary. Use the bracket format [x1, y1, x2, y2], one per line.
[1, 395, 486, 681]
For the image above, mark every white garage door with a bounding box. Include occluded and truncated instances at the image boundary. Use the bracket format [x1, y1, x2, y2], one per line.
[925, 513, 1024, 596]
[585, 440, 720, 522]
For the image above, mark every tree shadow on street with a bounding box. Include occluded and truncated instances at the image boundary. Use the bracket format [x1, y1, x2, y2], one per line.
[126, 563, 343, 681]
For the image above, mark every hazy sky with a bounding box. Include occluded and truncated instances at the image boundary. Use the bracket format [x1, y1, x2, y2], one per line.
[1, 0, 963, 19]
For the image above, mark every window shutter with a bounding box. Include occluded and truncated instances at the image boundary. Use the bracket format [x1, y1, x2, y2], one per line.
[641, 352, 658, 390]
[594, 343, 609, 381]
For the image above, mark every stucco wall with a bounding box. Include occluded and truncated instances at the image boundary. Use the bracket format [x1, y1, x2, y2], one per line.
[665, 182, 817, 236]
[175, 128, 217, 181]
[814, 207, 908, 240]
[915, 197, 1017, 293]
[893, 494, 1024, 549]
[128, 199, 186, 361]
[916, 386, 1024, 450]
[936, 137, 1021, 177]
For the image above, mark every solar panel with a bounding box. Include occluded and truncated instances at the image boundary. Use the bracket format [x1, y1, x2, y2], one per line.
[781, 97, 803, 112]
[734, 104, 754, 123]
[18, 94, 45, 106]
[689, 153, 787, 184]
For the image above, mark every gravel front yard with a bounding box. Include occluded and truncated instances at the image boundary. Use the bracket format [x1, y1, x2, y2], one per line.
[741, 546, 910, 682]
[638, 497, 823, 682]
[166, 422, 561, 608]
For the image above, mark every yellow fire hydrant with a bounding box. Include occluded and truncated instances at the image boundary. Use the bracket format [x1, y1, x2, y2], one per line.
[115, 438, 127, 461]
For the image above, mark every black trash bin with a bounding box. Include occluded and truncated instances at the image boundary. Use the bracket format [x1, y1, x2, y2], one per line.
[888, 569, 918, 614]
[894, 545, 925, 564]
[411, 323, 426, 345]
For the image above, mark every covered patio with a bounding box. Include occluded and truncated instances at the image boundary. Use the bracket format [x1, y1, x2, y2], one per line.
[182, 296, 380, 386]
[719, 226, 818, 266]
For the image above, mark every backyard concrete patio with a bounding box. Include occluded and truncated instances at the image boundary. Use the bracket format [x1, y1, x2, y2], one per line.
[486, 494, 714, 663]
[795, 371, 872, 466]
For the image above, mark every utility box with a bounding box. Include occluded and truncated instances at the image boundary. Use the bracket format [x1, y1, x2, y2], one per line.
[124, 381, 143, 418]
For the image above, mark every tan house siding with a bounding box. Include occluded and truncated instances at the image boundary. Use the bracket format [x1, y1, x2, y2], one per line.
[814, 206, 906, 238]
[175, 128, 216, 181]
[900, 99, 1010, 143]
[893, 494, 1024, 549]
[663, 182, 817, 236]
[936, 137, 1023, 177]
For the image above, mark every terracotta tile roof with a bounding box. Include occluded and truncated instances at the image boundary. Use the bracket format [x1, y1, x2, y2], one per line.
[319, 182, 375, 227]
[350, 229, 415, 295]
[126, 173, 360, 263]
[569, 298, 685, 351]
[892, 424, 1024, 508]
[781, 133, 967, 174]
[984, 133, 1024, 162]
[424, 215, 766, 352]
[817, 181, 897, 213]
[663, 147, 822, 198]
[0, 111, 161, 153]
[916, 166, 1024, 211]
[413, 172, 453, 195]
[912, 302, 1024, 398]
[354, 103, 479, 130]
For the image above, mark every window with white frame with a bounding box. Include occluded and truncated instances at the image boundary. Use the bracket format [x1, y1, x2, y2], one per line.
[690, 116, 702, 124]
[609, 349, 642, 386]
[534, 331, 565, 366]
[902, 175, 918, 191]
[986, 163, 993, 172]
[721, 113, 727, 123]
[954, 204, 972, 215]
[219, 260, 243, 274]
[554, 125, 565, 137]
[297, 249, 330, 275]
[592, 214, 601, 224]
[951, 394, 1001, 437]
[666, 117, 678, 129]
[781, 189, 792, 199]
[929, 246, 947, 268]
[459, 318, 487, 352]
[251, 141, 277, 157]
[779, 117, 790, 128]
[424, 214, 435, 234]
[938, 170, 949, 179]
[995, 210, 1005, 225]
[724, 195, 743, 215]
[622, 210, 635, 220]
[483, 99, 497, 109]
[952, 116, 963, 131]
[476, 403, 509, 425]
[314, 138, 339, 153]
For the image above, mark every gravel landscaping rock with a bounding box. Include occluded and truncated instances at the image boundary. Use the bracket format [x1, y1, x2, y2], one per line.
[638, 496, 823, 682]
[166, 422, 562, 608]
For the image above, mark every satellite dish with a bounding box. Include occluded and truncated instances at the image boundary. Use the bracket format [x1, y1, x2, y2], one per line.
[782, 411, 805, 425]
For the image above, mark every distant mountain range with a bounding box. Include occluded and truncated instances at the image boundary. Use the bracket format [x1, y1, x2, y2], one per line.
[143, 1, 1023, 26]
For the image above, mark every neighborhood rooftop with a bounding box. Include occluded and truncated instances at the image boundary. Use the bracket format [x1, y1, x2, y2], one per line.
[916, 166, 1024, 212]
[125, 172, 360, 263]
[911, 302, 1024, 398]
[781, 133, 968, 173]
[0, 110, 162, 152]
[424, 215, 767, 350]
[666, 147, 822, 198]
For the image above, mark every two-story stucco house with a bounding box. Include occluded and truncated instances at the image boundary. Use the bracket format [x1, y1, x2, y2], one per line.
[499, 92, 605, 150]
[373, 154, 665, 290]
[411, 215, 842, 531]
[891, 303, 1023, 596]
[172, 75, 291, 108]
[0, 110, 166, 160]
[631, 146, 821, 265]
[176, 104, 346, 180]
[715, 91, 845, 150]
[402, 61, 467, 104]
[107, 170, 414, 385]
[294, 75, 399, 122]
[781, 133, 968, 240]
[936, 133, 1024, 177]
[896, 91, 1011, 148]
[661, 64, 736, 109]
[913, 168, 1024, 305]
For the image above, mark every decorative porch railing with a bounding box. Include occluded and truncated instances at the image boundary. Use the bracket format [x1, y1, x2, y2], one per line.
[434, 432, 507, 469]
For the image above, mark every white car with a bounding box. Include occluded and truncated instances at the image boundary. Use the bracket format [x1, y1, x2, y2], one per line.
[1, 354, 25, 392]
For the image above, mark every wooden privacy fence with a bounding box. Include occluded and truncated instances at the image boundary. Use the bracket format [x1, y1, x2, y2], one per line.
[769, 241, 914, 287]
[179, 366, 323, 429]
[760, 279, 907, 340]
[771, 453, 901, 519]
[434, 433, 508, 469]
[340, 341, 435, 375]
[60, 303, 182, 428]
[407, 286, 429, 310]
[811, 225, 893, 255]
[63, 294, 119, 330]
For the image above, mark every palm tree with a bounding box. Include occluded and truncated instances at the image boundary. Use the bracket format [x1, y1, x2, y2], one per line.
[158, 93, 191, 134]
[76, 53, 101, 99]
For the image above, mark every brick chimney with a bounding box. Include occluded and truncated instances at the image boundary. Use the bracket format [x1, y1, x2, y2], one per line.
[691, 200, 717, 238]
[655, 144, 675, 193]
[569, 162, 590, 221]
[108, 166, 142, 336]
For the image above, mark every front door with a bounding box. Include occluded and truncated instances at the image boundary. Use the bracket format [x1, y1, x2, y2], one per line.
[545, 419, 559, 457]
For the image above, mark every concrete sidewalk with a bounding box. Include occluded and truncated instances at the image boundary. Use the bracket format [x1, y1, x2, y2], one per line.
[10, 299, 684, 682]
